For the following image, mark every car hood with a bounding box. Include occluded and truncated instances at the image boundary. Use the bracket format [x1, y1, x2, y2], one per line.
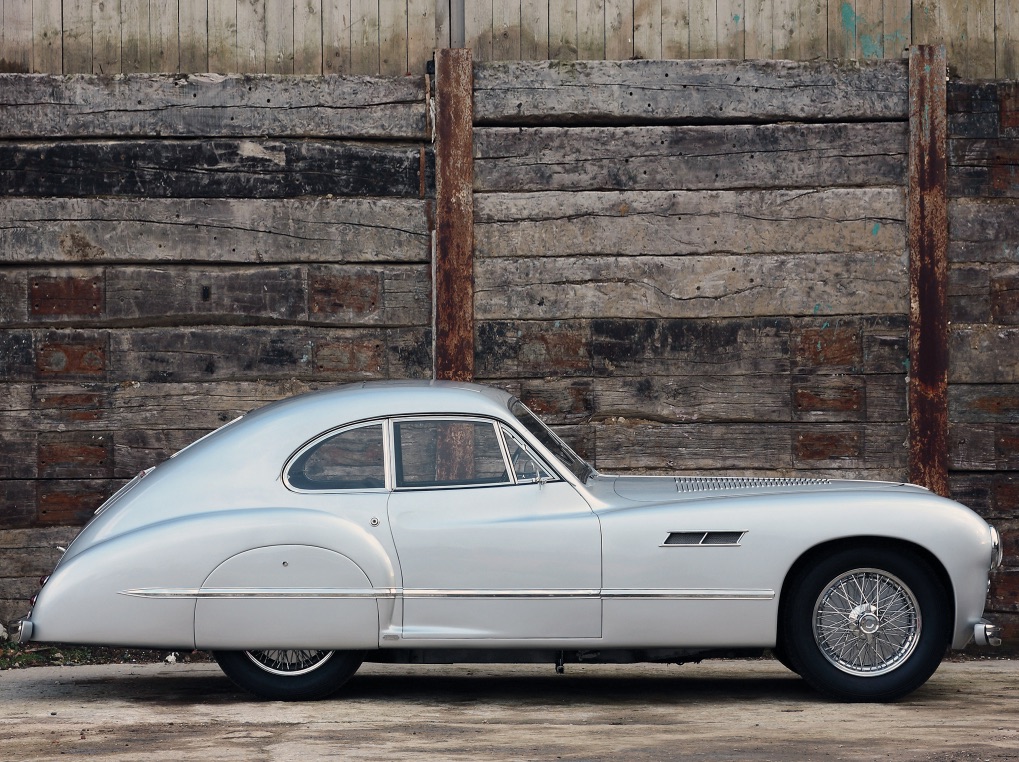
[604, 475, 929, 504]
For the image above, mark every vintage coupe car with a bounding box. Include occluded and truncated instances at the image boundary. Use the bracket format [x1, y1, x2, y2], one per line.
[12, 381, 1003, 701]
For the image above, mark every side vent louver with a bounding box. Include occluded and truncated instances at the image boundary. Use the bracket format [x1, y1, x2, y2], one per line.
[664, 531, 746, 547]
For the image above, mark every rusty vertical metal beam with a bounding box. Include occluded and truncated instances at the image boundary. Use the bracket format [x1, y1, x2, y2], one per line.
[908, 45, 950, 496]
[433, 48, 475, 382]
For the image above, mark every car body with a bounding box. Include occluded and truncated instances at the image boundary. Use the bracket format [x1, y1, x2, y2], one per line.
[11, 381, 1003, 701]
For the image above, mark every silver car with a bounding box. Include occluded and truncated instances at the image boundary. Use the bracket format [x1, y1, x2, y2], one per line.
[11, 381, 1003, 701]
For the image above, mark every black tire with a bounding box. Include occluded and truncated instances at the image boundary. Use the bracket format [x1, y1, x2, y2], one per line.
[213, 649, 363, 701]
[779, 546, 950, 702]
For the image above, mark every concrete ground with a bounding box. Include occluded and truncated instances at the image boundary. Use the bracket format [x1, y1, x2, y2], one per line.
[1, 658, 1017, 761]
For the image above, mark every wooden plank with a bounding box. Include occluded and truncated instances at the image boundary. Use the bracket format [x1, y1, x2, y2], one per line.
[855, 0, 884, 59]
[492, 1, 521, 60]
[295, 0, 323, 74]
[208, 0, 238, 73]
[472, 59, 910, 125]
[474, 123, 907, 192]
[592, 421, 908, 472]
[61, 0, 92, 74]
[883, 0, 911, 61]
[716, 0, 745, 59]
[0, 528, 80, 571]
[950, 384, 1019, 423]
[827, 0, 854, 59]
[948, 264, 991, 324]
[520, 0, 549, 59]
[908, 45, 950, 496]
[0, 481, 36, 529]
[32, 0, 63, 74]
[605, 0, 633, 60]
[475, 189, 906, 258]
[744, 0, 772, 59]
[237, 0, 268, 73]
[964, 0, 996, 80]
[121, 0, 151, 73]
[1, 0, 33, 72]
[266, 0, 296, 74]
[949, 199, 1019, 263]
[688, 0, 717, 58]
[151, 0, 181, 72]
[92, 0, 122, 74]
[465, 0, 494, 61]
[950, 327, 1019, 383]
[350, 0, 381, 74]
[949, 472, 1019, 520]
[1000, 0, 1019, 79]
[577, 0, 605, 60]
[407, 0, 436, 75]
[661, 0, 690, 59]
[433, 48, 474, 382]
[379, 0, 408, 75]
[179, 0, 209, 72]
[0, 140, 433, 198]
[3, 264, 430, 327]
[106, 326, 433, 382]
[549, 0, 579, 60]
[0, 72, 428, 139]
[323, 0, 351, 74]
[799, 0, 826, 60]
[949, 422, 1019, 471]
[772, 0, 795, 59]
[632, 0, 661, 59]
[475, 252, 907, 321]
[475, 317, 793, 379]
[0, 198, 431, 265]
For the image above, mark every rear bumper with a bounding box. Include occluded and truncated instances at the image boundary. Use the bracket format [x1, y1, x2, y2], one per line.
[8, 617, 32, 644]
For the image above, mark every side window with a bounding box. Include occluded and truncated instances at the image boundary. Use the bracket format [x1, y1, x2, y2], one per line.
[501, 426, 554, 483]
[287, 423, 385, 490]
[394, 419, 510, 488]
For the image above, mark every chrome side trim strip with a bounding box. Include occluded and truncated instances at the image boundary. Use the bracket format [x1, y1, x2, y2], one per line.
[120, 587, 774, 601]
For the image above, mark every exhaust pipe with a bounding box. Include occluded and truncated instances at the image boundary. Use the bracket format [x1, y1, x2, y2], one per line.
[973, 621, 1001, 647]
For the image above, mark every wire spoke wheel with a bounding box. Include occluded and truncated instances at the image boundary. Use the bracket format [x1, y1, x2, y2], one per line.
[813, 568, 921, 676]
[244, 649, 335, 676]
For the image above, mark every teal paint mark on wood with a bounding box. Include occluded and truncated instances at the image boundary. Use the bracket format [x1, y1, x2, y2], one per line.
[872, 223, 881, 236]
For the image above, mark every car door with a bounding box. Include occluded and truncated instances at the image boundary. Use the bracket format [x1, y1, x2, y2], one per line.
[387, 417, 602, 640]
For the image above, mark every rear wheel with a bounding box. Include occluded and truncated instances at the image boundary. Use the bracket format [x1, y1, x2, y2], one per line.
[780, 547, 950, 702]
[213, 649, 363, 701]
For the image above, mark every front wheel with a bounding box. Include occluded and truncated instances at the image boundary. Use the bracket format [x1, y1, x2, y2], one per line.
[780, 547, 950, 702]
[213, 649, 363, 701]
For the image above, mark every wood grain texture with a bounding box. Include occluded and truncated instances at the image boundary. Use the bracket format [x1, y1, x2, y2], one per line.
[473, 58, 909, 125]
[476, 252, 907, 320]
[179, 0, 209, 72]
[0, 197, 430, 265]
[0, 73, 427, 139]
[474, 122, 907, 192]
[0, 140, 433, 199]
[950, 327, 1019, 383]
[474, 189, 906, 258]
[948, 199, 1019, 263]
[295, 0, 324, 74]
[2, 264, 430, 328]
[31, 0, 63, 74]
[591, 421, 907, 472]
[61, 0, 92, 74]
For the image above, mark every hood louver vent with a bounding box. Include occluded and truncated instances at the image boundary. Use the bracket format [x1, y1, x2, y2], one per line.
[675, 476, 830, 493]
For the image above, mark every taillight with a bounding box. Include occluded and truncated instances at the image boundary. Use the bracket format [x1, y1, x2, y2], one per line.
[39, 575, 49, 586]
[29, 594, 37, 606]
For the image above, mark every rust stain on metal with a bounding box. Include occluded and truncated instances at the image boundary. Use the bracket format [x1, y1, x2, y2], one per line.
[29, 275, 104, 317]
[433, 48, 475, 382]
[35, 341, 106, 377]
[794, 430, 862, 460]
[308, 271, 381, 317]
[908, 45, 950, 496]
[794, 385, 864, 413]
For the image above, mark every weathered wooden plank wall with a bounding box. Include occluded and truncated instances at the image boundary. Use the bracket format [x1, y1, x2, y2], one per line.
[470, 58, 911, 486]
[0, 72, 434, 624]
[0, 1, 1016, 79]
[945, 79, 1019, 640]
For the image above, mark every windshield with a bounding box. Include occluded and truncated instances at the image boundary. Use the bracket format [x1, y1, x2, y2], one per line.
[509, 399, 594, 483]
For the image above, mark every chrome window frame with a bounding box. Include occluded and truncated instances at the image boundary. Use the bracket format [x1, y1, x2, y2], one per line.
[283, 419, 391, 494]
